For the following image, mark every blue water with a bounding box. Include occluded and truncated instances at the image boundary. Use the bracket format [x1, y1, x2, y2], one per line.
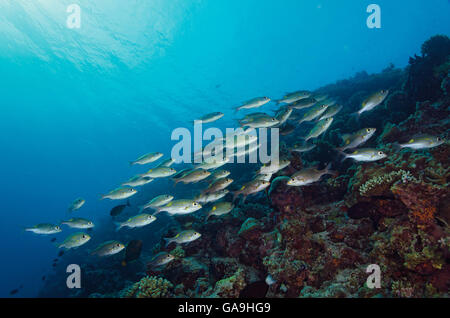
[0, 0, 449, 297]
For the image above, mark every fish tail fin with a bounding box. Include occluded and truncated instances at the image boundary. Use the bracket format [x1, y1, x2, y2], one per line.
[163, 238, 172, 247]
[126, 199, 131, 207]
[338, 151, 349, 163]
[350, 111, 360, 121]
[392, 142, 402, 151]
[325, 163, 338, 177]
[152, 207, 162, 216]
[205, 214, 211, 222]
[232, 191, 241, 202]
[114, 222, 123, 232]
[138, 205, 145, 213]
[99, 194, 106, 200]
[242, 195, 247, 204]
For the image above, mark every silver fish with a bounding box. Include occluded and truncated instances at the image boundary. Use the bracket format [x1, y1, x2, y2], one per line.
[153, 199, 202, 216]
[122, 175, 153, 187]
[318, 104, 342, 120]
[235, 97, 271, 111]
[206, 202, 234, 221]
[101, 187, 137, 200]
[290, 143, 316, 153]
[148, 252, 175, 268]
[397, 135, 445, 150]
[298, 103, 329, 124]
[336, 128, 376, 151]
[304, 117, 334, 141]
[139, 194, 174, 212]
[116, 214, 156, 230]
[130, 152, 163, 165]
[58, 232, 91, 249]
[341, 148, 387, 162]
[194, 112, 224, 124]
[25, 223, 62, 235]
[68, 198, 85, 212]
[91, 241, 125, 257]
[276, 91, 311, 104]
[195, 189, 229, 204]
[287, 163, 335, 186]
[164, 230, 201, 247]
[61, 218, 94, 229]
[140, 167, 177, 178]
[356, 90, 389, 116]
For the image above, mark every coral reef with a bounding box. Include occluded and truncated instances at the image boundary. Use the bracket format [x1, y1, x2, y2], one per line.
[38, 36, 450, 299]
[120, 276, 173, 298]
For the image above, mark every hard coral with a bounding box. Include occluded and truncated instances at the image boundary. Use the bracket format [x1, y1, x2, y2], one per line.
[120, 276, 173, 298]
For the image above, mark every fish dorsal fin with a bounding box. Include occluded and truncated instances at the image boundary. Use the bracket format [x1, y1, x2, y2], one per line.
[353, 150, 359, 154]
[175, 233, 180, 238]
[212, 206, 217, 211]
[241, 185, 246, 190]
[167, 202, 173, 207]
[409, 139, 414, 143]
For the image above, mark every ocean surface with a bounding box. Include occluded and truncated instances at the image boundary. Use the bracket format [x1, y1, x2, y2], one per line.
[0, 0, 449, 297]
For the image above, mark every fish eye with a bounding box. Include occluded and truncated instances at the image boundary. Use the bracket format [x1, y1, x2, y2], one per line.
[82, 235, 86, 238]
[437, 137, 441, 141]
[116, 244, 120, 247]
[378, 151, 383, 155]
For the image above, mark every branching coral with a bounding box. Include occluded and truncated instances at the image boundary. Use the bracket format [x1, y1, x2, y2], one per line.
[120, 276, 173, 298]
[359, 170, 414, 197]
